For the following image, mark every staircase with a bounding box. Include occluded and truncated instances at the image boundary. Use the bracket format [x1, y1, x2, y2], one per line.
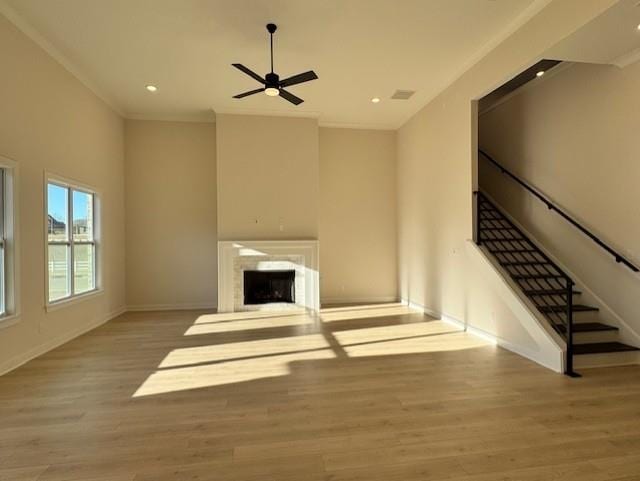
[476, 192, 638, 373]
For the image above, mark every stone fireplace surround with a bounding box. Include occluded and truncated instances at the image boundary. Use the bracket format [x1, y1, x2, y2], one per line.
[217, 240, 319, 313]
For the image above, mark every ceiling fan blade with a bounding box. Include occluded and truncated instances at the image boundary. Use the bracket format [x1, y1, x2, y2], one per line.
[279, 89, 304, 105]
[232, 63, 265, 84]
[233, 88, 265, 99]
[279, 70, 318, 88]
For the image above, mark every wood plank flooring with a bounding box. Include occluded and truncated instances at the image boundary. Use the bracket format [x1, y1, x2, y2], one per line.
[1, 304, 640, 480]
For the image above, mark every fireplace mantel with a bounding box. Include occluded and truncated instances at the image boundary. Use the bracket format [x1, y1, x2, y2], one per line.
[217, 240, 319, 313]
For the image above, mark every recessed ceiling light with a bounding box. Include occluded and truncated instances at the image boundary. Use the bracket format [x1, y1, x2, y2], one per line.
[145, 85, 158, 92]
[371, 97, 380, 103]
[637, 23, 640, 31]
[536, 71, 545, 77]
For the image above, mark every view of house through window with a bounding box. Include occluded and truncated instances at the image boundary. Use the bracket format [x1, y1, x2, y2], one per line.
[47, 180, 96, 303]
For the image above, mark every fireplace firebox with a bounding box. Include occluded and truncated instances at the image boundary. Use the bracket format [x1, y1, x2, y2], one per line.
[243, 270, 295, 305]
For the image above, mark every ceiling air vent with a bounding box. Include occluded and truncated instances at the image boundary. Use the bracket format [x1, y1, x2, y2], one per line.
[390, 89, 415, 100]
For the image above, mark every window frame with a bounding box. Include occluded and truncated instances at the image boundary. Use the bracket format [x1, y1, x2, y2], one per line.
[44, 173, 101, 310]
[0, 155, 20, 328]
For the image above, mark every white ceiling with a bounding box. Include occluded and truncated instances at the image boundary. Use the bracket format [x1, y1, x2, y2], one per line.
[1, 0, 543, 129]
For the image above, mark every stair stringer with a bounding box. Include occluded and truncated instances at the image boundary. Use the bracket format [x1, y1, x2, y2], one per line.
[465, 240, 565, 373]
[482, 192, 640, 350]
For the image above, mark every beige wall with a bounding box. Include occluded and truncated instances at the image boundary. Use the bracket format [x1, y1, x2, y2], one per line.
[0, 13, 126, 373]
[479, 61, 640, 338]
[216, 114, 319, 240]
[125, 120, 217, 310]
[319, 128, 397, 303]
[396, 0, 616, 368]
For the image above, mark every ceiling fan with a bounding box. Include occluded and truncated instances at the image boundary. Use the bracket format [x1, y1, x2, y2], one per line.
[232, 23, 318, 105]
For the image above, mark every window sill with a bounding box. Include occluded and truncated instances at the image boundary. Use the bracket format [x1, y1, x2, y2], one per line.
[0, 313, 21, 330]
[46, 288, 104, 312]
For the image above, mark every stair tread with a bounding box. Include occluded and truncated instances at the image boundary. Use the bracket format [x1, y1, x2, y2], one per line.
[538, 304, 600, 312]
[555, 322, 618, 333]
[513, 274, 565, 279]
[500, 261, 551, 266]
[524, 289, 581, 295]
[482, 237, 527, 242]
[539, 304, 598, 313]
[489, 248, 537, 254]
[574, 342, 639, 355]
[480, 226, 516, 231]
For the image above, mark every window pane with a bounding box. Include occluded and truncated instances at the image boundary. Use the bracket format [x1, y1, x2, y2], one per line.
[73, 190, 93, 242]
[48, 184, 68, 242]
[48, 244, 70, 301]
[74, 244, 95, 294]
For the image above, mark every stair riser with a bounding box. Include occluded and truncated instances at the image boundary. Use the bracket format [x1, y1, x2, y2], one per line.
[571, 310, 601, 323]
[538, 309, 600, 323]
[572, 330, 620, 344]
[574, 351, 640, 369]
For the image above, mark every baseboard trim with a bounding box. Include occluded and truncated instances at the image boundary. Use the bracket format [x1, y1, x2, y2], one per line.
[126, 303, 217, 312]
[321, 296, 398, 306]
[402, 298, 562, 373]
[0, 305, 126, 377]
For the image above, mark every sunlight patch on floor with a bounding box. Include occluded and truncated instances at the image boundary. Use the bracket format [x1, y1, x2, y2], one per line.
[133, 348, 336, 397]
[332, 320, 488, 357]
[341, 331, 489, 357]
[319, 305, 417, 323]
[333, 320, 459, 344]
[159, 334, 330, 369]
[193, 310, 307, 324]
[134, 305, 489, 398]
[185, 313, 314, 335]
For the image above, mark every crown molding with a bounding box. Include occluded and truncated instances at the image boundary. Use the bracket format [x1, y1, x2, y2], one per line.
[318, 120, 396, 131]
[0, 0, 125, 117]
[400, 0, 554, 129]
[126, 112, 216, 123]
[613, 46, 640, 68]
[213, 107, 321, 120]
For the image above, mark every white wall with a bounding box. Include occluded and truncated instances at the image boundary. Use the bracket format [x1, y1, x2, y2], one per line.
[216, 114, 319, 241]
[479, 60, 640, 339]
[0, 13, 126, 373]
[396, 0, 617, 371]
[319, 128, 397, 304]
[125, 120, 217, 310]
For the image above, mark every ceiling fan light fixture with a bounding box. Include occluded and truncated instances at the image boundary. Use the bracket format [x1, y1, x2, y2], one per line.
[231, 23, 318, 105]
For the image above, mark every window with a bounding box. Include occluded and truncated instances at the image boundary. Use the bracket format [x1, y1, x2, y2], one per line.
[0, 157, 17, 322]
[46, 178, 98, 304]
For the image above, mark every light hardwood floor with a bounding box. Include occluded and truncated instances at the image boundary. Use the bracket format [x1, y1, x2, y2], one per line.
[1, 304, 640, 481]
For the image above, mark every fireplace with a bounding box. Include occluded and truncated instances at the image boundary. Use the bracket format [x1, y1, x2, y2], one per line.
[243, 270, 296, 305]
[218, 240, 319, 312]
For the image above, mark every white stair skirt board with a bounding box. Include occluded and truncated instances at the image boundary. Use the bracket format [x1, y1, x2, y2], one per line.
[218, 240, 319, 313]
